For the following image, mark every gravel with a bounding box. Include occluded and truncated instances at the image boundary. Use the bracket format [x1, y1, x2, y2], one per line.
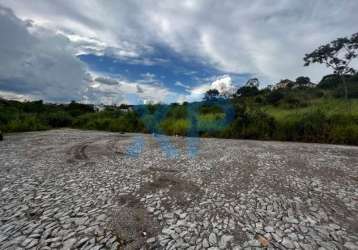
[0, 129, 357, 249]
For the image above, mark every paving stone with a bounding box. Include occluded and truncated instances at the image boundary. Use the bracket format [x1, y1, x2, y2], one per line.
[0, 130, 357, 250]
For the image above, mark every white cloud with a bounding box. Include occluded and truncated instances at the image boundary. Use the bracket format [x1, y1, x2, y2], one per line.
[0, 90, 32, 102]
[0, 6, 89, 102]
[187, 75, 236, 101]
[0, 0, 357, 103]
[175, 81, 191, 91]
[211, 75, 236, 96]
[84, 72, 179, 105]
[3, 0, 356, 84]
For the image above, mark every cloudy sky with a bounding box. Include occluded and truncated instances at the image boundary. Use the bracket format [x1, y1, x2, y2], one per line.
[0, 0, 357, 104]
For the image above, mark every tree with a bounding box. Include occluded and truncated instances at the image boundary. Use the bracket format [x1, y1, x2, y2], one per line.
[296, 76, 311, 86]
[236, 86, 259, 97]
[204, 89, 220, 101]
[245, 78, 260, 88]
[304, 32, 358, 99]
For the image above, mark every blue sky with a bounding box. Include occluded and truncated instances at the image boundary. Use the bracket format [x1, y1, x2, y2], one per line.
[0, 1, 357, 104]
[78, 45, 249, 95]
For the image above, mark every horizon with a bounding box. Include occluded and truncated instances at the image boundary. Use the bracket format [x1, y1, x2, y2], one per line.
[0, 1, 357, 105]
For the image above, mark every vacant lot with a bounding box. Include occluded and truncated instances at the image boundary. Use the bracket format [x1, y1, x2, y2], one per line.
[0, 129, 357, 249]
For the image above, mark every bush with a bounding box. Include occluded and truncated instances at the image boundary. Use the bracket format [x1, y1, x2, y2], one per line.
[6, 115, 48, 132]
[160, 118, 190, 136]
[334, 81, 358, 98]
[46, 111, 73, 128]
[197, 113, 226, 136]
[223, 110, 276, 139]
[236, 86, 259, 97]
[274, 110, 330, 142]
[329, 124, 358, 145]
[109, 116, 136, 132]
[266, 90, 285, 105]
[318, 74, 341, 89]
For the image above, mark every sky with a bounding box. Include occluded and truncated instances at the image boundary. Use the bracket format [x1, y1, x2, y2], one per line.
[0, 0, 357, 105]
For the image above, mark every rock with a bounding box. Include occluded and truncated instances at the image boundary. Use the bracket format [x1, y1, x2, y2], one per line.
[25, 239, 38, 249]
[329, 224, 340, 230]
[164, 213, 174, 219]
[286, 217, 299, 224]
[146, 237, 156, 244]
[344, 242, 358, 250]
[271, 233, 282, 243]
[264, 226, 274, 233]
[179, 213, 187, 219]
[111, 242, 120, 250]
[299, 225, 308, 233]
[299, 243, 314, 250]
[218, 235, 233, 249]
[209, 233, 217, 246]
[63, 238, 77, 249]
[247, 240, 261, 247]
[162, 228, 175, 235]
[96, 214, 106, 221]
[203, 220, 209, 229]
[281, 237, 295, 249]
[21, 238, 33, 247]
[203, 238, 210, 248]
[76, 238, 89, 248]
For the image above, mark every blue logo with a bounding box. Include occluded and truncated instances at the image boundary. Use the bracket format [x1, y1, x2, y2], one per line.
[125, 100, 235, 159]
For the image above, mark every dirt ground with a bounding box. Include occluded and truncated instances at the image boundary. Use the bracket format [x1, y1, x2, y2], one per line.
[0, 129, 357, 249]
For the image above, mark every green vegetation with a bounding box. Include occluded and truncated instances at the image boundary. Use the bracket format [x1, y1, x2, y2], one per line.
[1, 73, 358, 145]
[0, 75, 358, 145]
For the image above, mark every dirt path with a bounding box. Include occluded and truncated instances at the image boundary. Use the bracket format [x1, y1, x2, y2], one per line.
[0, 129, 357, 249]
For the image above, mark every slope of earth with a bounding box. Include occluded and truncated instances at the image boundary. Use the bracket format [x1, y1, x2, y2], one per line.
[0, 129, 357, 250]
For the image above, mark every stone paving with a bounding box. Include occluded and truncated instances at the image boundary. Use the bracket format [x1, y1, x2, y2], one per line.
[0, 129, 357, 250]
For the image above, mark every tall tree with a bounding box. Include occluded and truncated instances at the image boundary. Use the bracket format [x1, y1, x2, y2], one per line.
[295, 76, 311, 86]
[304, 32, 358, 99]
[204, 89, 220, 101]
[245, 78, 260, 88]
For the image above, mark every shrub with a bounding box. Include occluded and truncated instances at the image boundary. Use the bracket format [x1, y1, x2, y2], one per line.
[274, 110, 330, 142]
[46, 111, 73, 128]
[110, 117, 133, 132]
[160, 118, 190, 136]
[236, 86, 260, 97]
[329, 124, 358, 145]
[6, 115, 48, 132]
[223, 110, 276, 139]
[197, 113, 226, 136]
[266, 90, 285, 105]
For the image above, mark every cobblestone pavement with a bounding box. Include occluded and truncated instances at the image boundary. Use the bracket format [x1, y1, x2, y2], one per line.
[0, 129, 357, 250]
